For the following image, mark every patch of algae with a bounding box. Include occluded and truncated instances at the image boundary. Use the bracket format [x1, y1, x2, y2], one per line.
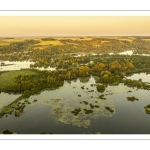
[144, 105, 150, 114]
[43, 97, 116, 128]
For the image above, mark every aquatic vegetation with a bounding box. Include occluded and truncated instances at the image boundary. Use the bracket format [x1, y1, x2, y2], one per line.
[95, 105, 99, 108]
[53, 108, 60, 114]
[144, 105, 150, 114]
[83, 101, 88, 105]
[33, 99, 38, 102]
[81, 86, 84, 89]
[51, 99, 61, 103]
[71, 108, 81, 116]
[89, 104, 95, 109]
[96, 84, 106, 92]
[0, 96, 30, 117]
[84, 109, 93, 114]
[15, 109, 21, 117]
[88, 90, 94, 92]
[0, 129, 17, 134]
[99, 95, 106, 100]
[123, 78, 150, 90]
[105, 107, 115, 113]
[128, 90, 132, 93]
[126, 96, 139, 102]
[42, 94, 116, 128]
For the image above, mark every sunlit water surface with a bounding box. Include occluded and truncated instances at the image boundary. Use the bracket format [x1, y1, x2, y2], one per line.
[0, 61, 56, 71]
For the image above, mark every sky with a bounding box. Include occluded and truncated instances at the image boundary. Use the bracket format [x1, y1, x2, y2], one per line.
[0, 16, 150, 37]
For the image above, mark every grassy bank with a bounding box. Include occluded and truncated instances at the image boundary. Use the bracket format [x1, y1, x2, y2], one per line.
[0, 69, 39, 88]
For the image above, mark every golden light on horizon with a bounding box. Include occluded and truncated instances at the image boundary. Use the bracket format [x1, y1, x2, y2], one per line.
[0, 16, 150, 37]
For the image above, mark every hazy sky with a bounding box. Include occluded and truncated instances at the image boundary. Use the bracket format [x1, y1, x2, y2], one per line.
[0, 16, 150, 37]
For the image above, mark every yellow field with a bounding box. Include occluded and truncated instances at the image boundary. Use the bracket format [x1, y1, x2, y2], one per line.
[0, 40, 10, 46]
[32, 39, 63, 49]
[143, 39, 150, 41]
[55, 37, 92, 41]
[118, 38, 133, 42]
[101, 41, 110, 43]
[0, 38, 31, 46]
[40, 40, 63, 45]
[0, 38, 64, 48]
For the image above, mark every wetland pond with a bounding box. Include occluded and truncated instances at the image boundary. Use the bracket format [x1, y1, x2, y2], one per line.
[0, 73, 150, 134]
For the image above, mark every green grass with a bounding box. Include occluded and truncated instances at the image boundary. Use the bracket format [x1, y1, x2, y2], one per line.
[0, 69, 39, 88]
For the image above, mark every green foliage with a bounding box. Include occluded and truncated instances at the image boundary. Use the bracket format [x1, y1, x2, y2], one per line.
[41, 38, 56, 41]
[123, 78, 150, 89]
[96, 84, 106, 92]
[144, 105, 150, 114]
[0, 69, 39, 88]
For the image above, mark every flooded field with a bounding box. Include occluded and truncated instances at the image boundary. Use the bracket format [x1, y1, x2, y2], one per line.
[0, 61, 56, 71]
[0, 74, 150, 134]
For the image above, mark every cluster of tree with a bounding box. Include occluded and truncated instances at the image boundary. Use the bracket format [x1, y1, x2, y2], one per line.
[96, 71, 121, 85]
[41, 38, 56, 41]
[0, 66, 91, 97]
[1, 70, 63, 98]
[132, 39, 150, 54]
[0, 40, 40, 54]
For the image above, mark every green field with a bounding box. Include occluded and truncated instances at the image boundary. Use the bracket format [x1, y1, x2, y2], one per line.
[0, 69, 39, 88]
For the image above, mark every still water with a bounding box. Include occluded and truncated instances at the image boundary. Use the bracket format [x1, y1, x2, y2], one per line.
[0, 61, 56, 71]
[127, 73, 150, 83]
[0, 75, 150, 134]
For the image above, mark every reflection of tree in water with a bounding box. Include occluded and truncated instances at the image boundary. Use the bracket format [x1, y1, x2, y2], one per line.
[78, 76, 90, 83]
[66, 78, 77, 84]
[144, 105, 150, 114]
[43, 97, 116, 128]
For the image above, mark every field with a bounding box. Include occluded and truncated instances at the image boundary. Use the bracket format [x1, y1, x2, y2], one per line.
[118, 38, 133, 42]
[0, 37, 92, 49]
[0, 69, 39, 88]
[0, 38, 30, 46]
[0, 38, 64, 49]
[55, 37, 92, 41]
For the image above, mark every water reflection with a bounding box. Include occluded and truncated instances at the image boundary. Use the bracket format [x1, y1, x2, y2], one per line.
[0, 61, 56, 71]
[126, 96, 139, 102]
[127, 73, 150, 83]
[78, 76, 90, 83]
[0, 129, 17, 134]
[0, 61, 34, 71]
[0, 93, 21, 111]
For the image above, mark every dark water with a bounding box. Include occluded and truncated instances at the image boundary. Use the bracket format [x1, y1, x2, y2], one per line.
[0, 75, 150, 134]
